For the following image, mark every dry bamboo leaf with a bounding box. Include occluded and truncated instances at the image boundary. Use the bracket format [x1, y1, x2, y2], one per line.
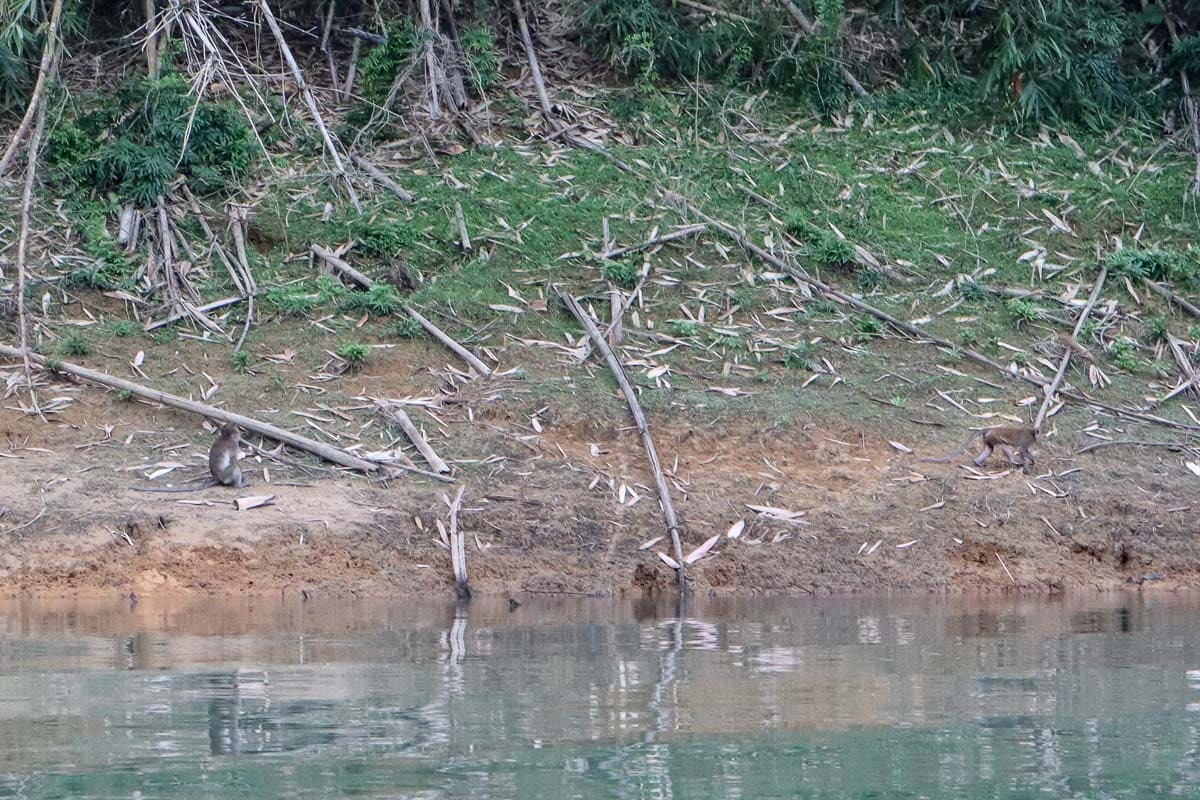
[639, 535, 664, 550]
[746, 504, 805, 520]
[685, 534, 721, 564]
[919, 501, 945, 512]
[658, 552, 680, 569]
[1186, 462, 1200, 478]
[866, 539, 882, 555]
[896, 539, 919, 549]
[726, 520, 745, 539]
[888, 441, 913, 454]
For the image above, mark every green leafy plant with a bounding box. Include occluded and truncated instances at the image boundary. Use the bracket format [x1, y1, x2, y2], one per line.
[1006, 298, 1040, 326]
[117, 388, 132, 401]
[345, 284, 403, 316]
[392, 316, 425, 339]
[58, 331, 92, 357]
[337, 342, 371, 367]
[107, 320, 137, 337]
[266, 286, 320, 317]
[232, 350, 251, 374]
[1110, 339, 1140, 372]
[46, 72, 257, 207]
[667, 319, 699, 337]
[959, 280, 987, 302]
[603, 258, 639, 289]
[958, 328, 979, 347]
[461, 26, 501, 92]
[1105, 248, 1196, 287]
[784, 341, 815, 370]
[1146, 315, 1171, 344]
[855, 315, 885, 338]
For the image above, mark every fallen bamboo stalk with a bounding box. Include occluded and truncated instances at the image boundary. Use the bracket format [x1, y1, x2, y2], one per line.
[228, 205, 258, 353]
[0, 0, 64, 177]
[1143, 278, 1200, 320]
[601, 224, 706, 259]
[512, 0, 556, 124]
[0, 344, 384, 474]
[405, 307, 494, 376]
[557, 289, 686, 594]
[447, 485, 471, 599]
[312, 244, 374, 289]
[258, 0, 362, 213]
[1076, 438, 1194, 455]
[144, 295, 247, 332]
[350, 154, 415, 202]
[376, 400, 451, 473]
[1035, 267, 1106, 431]
[311, 246, 493, 376]
[454, 202, 472, 251]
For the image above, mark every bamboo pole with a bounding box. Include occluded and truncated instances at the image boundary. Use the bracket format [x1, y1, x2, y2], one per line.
[349, 154, 415, 202]
[257, 0, 362, 213]
[1035, 267, 1106, 431]
[0, 345, 386, 474]
[0, 0, 65, 177]
[557, 290, 687, 594]
[376, 400, 451, 473]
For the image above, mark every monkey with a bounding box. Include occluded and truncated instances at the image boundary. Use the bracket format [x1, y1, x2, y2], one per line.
[132, 424, 248, 492]
[921, 426, 1037, 473]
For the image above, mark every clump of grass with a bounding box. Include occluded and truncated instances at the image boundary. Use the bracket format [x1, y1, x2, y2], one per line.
[667, 319, 700, 337]
[1146, 315, 1171, 344]
[58, 331, 92, 357]
[345, 284, 403, 316]
[107, 320, 137, 337]
[959, 280, 987, 302]
[1106, 248, 1195, 286]
[392, 316, 425, 339]
[337, 342, 371, 367]
[855, 315, 885, 338]
[602, 258, 639, 289]
[232, 350, 251, 374]
[266, 286, 320, 317]
[784, 341, 815, 370]
[958, 327, 978, 347]
[1006, 298, 1040, 326]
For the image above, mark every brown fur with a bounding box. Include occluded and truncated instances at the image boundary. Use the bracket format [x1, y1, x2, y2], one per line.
[921, 426, 1037, 473]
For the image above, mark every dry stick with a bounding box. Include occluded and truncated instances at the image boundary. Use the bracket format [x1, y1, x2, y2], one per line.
[376, 400, 451, 473]
[0, 0, 65, 177]
[1168, 335, 1200, 401]
[310, 245, 494, 376]
[1076, 439, 1194, 455]
[144, 295, 246, 332]
[601, 224, 706, 259]
[405, 307, 494, 376]
[320, 0, 341, 102]
[447, 485, 470, 598]
[1143, 278, 1200, 321]
[342, 37, 361, 98]
[1034, 267, 1106, 431]
[779, 0, 869, 99]
[13, 65, 51, 416]
[418, 0, 442, 118]
[143, 0, 160, 78]
[227, 206, 258, 353]
[0, 345, 386, 474]
[512, 0, 556, 124]
[349, 154, 415, 202]
[454, 202, 472, 251]
[257, 0, 362, 213]
[557, 290, 687, 594]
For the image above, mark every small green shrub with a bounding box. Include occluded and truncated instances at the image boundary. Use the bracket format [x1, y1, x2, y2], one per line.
[666, 319, 700, 337]
[266, 287, 320, 317]
[784, 341, 815, 370]
[232, 350, 251, 374]
[392, 316, 424, 339]
[345, 284, 403, 316]
[337, 342, 371, 366]
[1110, 339, 1140, 372]
[461, 26, 501, 92]
[352, 219, 416, 258]
[958, 328, 978, 347]
[1006, 298, 1040, 326]
[1146, 316, 1171, 344]
[58, 331, 92, 357]
[107, 320, 137, 337]
[603, 259, 639, 289]
[1106, 248, 1195, 285]
[855, 316, 885, 337]
[959, 280, 987, 302]
[117, 388, 132, 401]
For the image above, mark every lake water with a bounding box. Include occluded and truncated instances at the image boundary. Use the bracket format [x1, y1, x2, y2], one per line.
[0, 593, 1197, 799]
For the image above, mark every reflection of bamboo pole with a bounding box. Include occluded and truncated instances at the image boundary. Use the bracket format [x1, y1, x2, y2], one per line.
[558, 290, 687, 594]
[448, 486, 470, 599]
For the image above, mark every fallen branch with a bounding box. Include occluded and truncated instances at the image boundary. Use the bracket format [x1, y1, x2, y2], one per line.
[1076, 438, 1194, 455]
[447, 485, 471, 599]
[350, 153, 415, 202]
[143, 295, 246, 332]
[258, 0, 361, 213]
[227, 205, 258, 353]
[405, 307, 494, 377]
[1035, 267, 1106, 431]
[312, 244, 374, 289]
[454, 202, 472, 251]
[512, 0, 557, 125]
[310, 246, 493, 376]
[376, 400, 451, 473]
[557, 289, 686, 594]
[0, 345, 384, 474]
[601, 224, 706, 259]
[1143, 278, 1200, 321]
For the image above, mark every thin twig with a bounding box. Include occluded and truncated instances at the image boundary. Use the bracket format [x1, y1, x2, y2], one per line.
[1035, 267, 1106, 431]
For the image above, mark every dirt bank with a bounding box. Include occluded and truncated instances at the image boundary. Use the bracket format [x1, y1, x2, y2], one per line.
[1, 365, 1194, 601]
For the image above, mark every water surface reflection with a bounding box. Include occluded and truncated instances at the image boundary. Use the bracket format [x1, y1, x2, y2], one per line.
[0, 594, 1195, 798]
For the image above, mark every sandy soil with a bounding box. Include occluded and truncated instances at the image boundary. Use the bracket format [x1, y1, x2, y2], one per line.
[0, 365, 1194, 602]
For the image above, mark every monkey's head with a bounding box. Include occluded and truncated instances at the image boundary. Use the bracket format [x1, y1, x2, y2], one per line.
[217, 423, 242, 441]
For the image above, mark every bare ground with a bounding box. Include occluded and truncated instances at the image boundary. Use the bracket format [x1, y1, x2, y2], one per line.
[0, 360, 1194, 601]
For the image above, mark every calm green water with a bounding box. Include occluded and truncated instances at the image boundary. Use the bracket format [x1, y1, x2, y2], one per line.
[0, 594, 1197, 799]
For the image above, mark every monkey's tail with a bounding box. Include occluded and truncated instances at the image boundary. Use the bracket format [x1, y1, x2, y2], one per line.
[919, 431, 982, 464]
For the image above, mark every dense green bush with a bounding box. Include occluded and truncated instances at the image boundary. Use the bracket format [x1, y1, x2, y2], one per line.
[44, 72, 257, 207]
